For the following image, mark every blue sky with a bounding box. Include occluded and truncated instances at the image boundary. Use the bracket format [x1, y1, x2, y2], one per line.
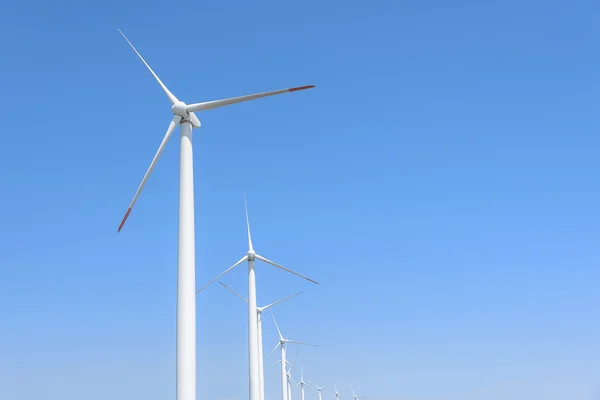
[0, 0, 599, 399]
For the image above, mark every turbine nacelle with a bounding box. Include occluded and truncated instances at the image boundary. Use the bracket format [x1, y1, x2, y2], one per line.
[247, 249, 257, 260]
[171, 101, 189, 117]
[171, 101, 202, 128]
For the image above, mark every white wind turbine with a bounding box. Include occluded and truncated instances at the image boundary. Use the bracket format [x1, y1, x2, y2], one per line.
[279, 360, 297, 400]
[196, 198, 318, 400]
[307, 379, 328, 400]
[295, 366, 309, 400]
[115, 30, 315, 400]
[274, 360, 297, 400]
[287, 366, 295, 400]
[274, 356, 295, 399]
[217, 280, 303, 400]
[332, 382, 340, 400]
[270, 314, 319, 400]
[349, 385, 370, 400]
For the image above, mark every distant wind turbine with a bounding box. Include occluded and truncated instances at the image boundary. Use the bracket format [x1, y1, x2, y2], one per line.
[295, 366, 309, 400]
[217, 280, 302, 400]
[332, 382, 340, 400]
[287, 364, 296, 400]
[270, 314, 319, 400]
[349, 385, 370, 400]
[307, 379, 328, 400]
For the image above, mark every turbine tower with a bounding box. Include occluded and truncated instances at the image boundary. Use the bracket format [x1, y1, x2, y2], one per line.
[270, 314, 318, 400]
[116, 30, 315, 400]
[217, 281, 302, 400]
[307, 380, 328, 400]
[197, 197, 318, 400]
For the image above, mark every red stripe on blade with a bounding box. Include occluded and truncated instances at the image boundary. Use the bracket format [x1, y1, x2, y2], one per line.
[289, 85, 315, 92]
[118, 208, 132, 233]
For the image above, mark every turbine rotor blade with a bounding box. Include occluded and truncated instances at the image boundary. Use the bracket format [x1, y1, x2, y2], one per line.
[117, 29, 178, 105]
[185, 85, 315, 113]
[271, 312, 284, 340]
[244, 193, 253, 251]
[255, 254, 319, 285]
[195, 255, 248, 294]
[118, 115, 182, 232]
[349, 386, 357, 398]
[262, 292, 303, 311]
[285, 340, 319, 348]
[273, 359, 294, 367]
[218, 281, 249, 303]
[269, 342, 280, 356]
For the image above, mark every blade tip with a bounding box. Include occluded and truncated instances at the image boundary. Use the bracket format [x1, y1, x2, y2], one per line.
[117, 207, 132, 233]
[289, 85, 316, 92]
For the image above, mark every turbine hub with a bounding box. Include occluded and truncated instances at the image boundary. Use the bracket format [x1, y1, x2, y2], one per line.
[247, 249, 256, 260]
[171, 101, 189, 117]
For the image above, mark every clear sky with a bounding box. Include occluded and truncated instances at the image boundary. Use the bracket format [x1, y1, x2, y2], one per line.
[0, 0, 599, 399]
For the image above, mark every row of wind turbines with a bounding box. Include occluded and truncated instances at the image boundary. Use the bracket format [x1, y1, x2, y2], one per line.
[114, 29, 369, 400]
[197, 199, 369, 400]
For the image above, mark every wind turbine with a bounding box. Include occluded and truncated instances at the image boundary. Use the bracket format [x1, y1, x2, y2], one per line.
[332, 382, 340, 400]
[116, 30, 315, 400]
[270, 314, 319, 400]
[282, 360, 298, 400]
[349, 385, 370, 400]
[307, 379, 328, 400]
[287, 368, 296, 400]
[287, 366, 295, 400]
[217, 280, 303, 400]
[196, 197, 318, 400]
[295, 366, 309, 400]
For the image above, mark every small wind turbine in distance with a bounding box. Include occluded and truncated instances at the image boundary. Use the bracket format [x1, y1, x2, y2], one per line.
[270, 313, 319, 400]
[332, 382, 340, 400]
[276, 360, 297, 400]
[295, 366, 309, 400]
[217, 280, 303, 400]
[116, 29, 315, 400]
[287, 365, 296, 400]
[196, 196, 318, 400]
[307, 379, 328, 400]
[281, 360, 297, 400]
[349, 385, 370, 400]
